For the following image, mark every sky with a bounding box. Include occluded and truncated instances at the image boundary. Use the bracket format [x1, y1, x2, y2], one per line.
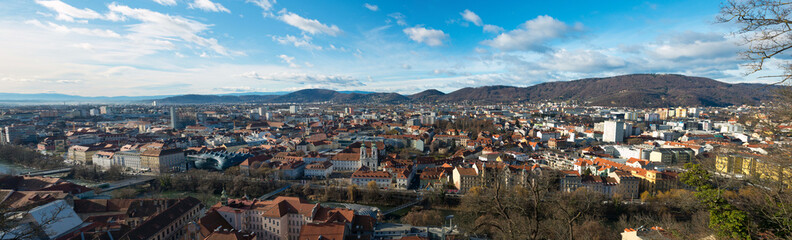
[0, 0, 782, 96]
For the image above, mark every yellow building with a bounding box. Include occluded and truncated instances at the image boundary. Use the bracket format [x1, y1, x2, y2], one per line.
[716, 153, 791, 187]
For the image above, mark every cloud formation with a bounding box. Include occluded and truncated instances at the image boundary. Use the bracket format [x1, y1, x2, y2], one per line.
[363, 3, 378, 11]
[279, 54, 299, 68]
[247, 0, 276, 11]
[239, 71, 364, 86]
[272, 34, 322, 50]
[403, 26, 448, 46]
[27, 20, 121, 38]
[460, 9, 482, 26]
[483, 15, 581, 52]
[188, 0, 230, 13]
[107, 3, 237, 56]
[34, 0, 106, 22]
[153, 0, 177, 6]
[277, 10, 342, 36]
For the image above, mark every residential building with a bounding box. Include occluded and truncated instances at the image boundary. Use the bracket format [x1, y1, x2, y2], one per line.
[351, 169, 392, 189]
[452, 167, 479, 194]
[304, 161, 333, 179]
[141, 148, 186, 173]
[212, 196, 375, 240]
[603, 121, 625, 143]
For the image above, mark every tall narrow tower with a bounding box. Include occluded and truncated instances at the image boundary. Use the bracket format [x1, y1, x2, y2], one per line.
[170, 107, 177, 129]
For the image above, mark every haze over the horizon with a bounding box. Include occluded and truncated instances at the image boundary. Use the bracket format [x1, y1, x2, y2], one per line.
[0, 0, 780, 97]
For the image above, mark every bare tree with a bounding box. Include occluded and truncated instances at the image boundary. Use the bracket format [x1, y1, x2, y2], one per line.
[457, 168, 554, 240]
[550, 188, 604, 240]
[0, 201, 70, 240]
[720, 0, 792, 83]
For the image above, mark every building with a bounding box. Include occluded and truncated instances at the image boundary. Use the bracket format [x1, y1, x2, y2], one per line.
[716, 153, 791, 186]
[188, 151, 254, 171]
[212, 196, 375, 240]
[298, 222, 347, 240]
[141, 148, 186, 173]
[304, 161, 333, 179]
[99, 106, 112, 115]
[621, 226, 673, 240]
[2, 124, 36, 144]
[648, 148, 694, 164]
[277, 160, 306, 180]
[609, 171, 640, 199]
[351, 169, 392, 189]
[68, 143, 116, 164]
[603, 121, 625, 143]
[452, 167, 479, 194]
[120, 197, 203, 240]
[113, 150, 143, 171]
[1, 200, 83, 239]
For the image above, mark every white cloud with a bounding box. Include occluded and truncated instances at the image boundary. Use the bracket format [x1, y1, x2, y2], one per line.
[364, 3, 379, 11]
[539, 49, 626, 72]
[403, 26, 448, 46]
[304, 62, 314, 67]
[483, 24, 504, 33]
[34, 0, 104, 22]
[271, 34, 322, 50]
[388, 13, 407, 26]
[107, 3, 238, 56]
[56, 79, 82, 84]
[483, 15, 581, 52]
[279, 54, 299, 68]
[649, 32, 740, 60]
[188, 0, 231, 13]
[246, 0, 276, 11]
[277, 11, 342, 36]
[153, 0, 177, 6]
[239, 71, 364, 86]
[26, 20, 121, 38]
[213, 86, 262, 92]
[460, 9, 482, 26]
[401, 64, 411, 69]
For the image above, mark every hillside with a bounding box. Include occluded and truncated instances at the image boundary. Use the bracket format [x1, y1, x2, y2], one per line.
[152, 74, 779, 107]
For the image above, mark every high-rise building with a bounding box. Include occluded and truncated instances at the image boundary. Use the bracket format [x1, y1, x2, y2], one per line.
[645, 113, 660, 122]
[2, 124, 36, 144]
[603, 121, 625, 143]
[100, 106, 112, 115]
[289, 105, 299, 114]
[170, 107, 178, 129]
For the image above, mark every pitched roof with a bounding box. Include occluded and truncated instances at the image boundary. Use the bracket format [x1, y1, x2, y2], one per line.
[121, 197, 202, 240]
[298, 222, 346, 240]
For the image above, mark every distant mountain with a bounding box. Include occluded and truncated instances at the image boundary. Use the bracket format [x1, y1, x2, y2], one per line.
[409, 74, 775, 107]
[408, 89, 445, 102]
[517, 74, 775, 107]
[0, 93, 174, 103]
[1, 74, 779, 107]
[155, 89, 408, 104]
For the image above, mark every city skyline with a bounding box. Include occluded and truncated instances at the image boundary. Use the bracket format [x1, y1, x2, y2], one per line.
[0, 0, 776, 96]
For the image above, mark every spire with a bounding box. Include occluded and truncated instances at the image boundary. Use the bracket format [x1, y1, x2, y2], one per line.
[221, 188, 228, 204]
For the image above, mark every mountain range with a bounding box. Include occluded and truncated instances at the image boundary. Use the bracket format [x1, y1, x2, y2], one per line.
[0, 74, 779, 107]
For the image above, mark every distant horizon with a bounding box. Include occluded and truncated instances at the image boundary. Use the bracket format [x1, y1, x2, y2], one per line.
[0, 73, 766, 98]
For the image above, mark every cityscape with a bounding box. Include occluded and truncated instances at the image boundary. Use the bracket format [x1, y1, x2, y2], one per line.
[1, 1, 792, 240]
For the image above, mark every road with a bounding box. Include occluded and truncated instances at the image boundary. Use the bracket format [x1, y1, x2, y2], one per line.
[96, 176, 156, 193]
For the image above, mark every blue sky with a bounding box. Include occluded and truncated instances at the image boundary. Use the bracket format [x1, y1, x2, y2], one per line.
[0, 0, 779, 96]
